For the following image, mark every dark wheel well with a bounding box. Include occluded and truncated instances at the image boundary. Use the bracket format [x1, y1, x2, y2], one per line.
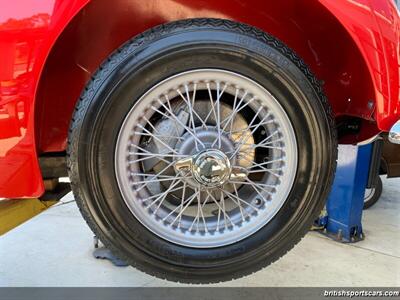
[35, 0, 375, 155]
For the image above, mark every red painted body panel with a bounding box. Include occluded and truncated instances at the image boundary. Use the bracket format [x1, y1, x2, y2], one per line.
[0, 0, 88, 197]
[0, 0, 399, 198]
[321, 0, 400, 131]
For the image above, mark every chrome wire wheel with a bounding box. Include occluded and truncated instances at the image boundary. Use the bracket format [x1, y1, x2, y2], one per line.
[115, 69, 298, 248]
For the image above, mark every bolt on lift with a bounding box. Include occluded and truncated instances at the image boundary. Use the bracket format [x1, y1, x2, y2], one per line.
[313, 120, 400, 242]
[313, 140, 383, 242]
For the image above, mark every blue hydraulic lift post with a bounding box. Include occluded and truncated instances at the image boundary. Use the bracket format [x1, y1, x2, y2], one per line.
[316, 144, 373, 242]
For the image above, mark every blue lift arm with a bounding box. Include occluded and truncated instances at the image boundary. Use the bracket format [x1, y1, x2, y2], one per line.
[315, 143, 375, 242]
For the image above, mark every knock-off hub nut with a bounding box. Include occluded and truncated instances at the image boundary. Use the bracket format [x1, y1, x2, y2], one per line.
[175, 149, 248, 188]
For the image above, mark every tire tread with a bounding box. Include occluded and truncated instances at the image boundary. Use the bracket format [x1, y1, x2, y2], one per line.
[67, 18, 338, 283]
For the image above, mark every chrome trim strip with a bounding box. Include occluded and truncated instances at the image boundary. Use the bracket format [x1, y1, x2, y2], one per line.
[389, 120, 400, 144]
[357, 133, 382, 146]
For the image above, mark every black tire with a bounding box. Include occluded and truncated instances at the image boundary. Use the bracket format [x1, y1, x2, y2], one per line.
[67, 18, 337, 283]
[363, 176, 383, 209]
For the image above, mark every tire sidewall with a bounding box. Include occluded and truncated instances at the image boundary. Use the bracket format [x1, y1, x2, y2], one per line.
[364, 177, 382, 209]
[71, 24, 335, 280]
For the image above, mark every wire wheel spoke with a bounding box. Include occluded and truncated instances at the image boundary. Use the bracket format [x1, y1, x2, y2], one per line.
[115, 69, 298, 248]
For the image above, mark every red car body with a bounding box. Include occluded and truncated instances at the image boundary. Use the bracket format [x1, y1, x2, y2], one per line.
[0, 0, 399, 198]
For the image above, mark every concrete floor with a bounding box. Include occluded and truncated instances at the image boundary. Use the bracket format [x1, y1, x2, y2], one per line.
[0, 177, 399, 287]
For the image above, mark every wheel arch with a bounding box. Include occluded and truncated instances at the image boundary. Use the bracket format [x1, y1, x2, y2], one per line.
[34, 0, 379, 154]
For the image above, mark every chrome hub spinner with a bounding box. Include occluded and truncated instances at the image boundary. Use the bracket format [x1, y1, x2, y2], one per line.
[192, 150, 231, 187]
[175, 149, 249, 189]
[180, 149, 231, 188]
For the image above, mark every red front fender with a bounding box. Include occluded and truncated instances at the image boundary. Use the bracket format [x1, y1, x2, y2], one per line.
[0, 0, 399, 198]
[0, 0, 88, 198]
[320, 0, 400, 131]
